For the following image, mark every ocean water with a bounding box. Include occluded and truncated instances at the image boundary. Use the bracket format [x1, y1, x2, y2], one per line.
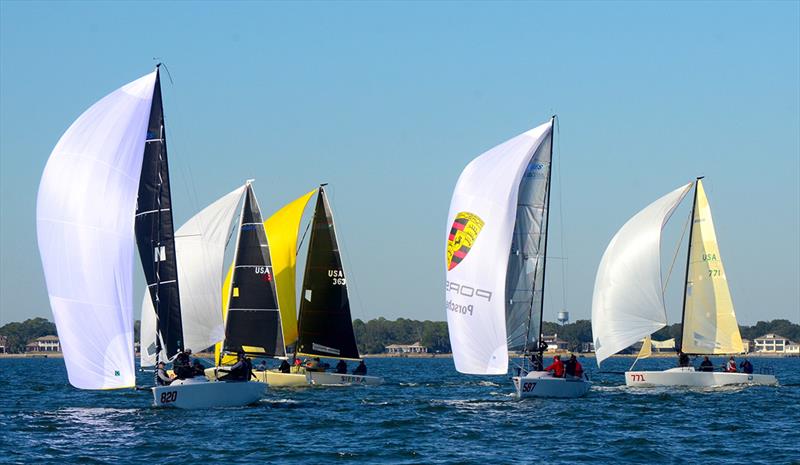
[1, 356, 798, 465]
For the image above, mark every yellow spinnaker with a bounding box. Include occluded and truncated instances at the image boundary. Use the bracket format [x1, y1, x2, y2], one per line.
[265, 189, 317, 347]
[681, 179, 744, 354]
[215, 189, 317, 366]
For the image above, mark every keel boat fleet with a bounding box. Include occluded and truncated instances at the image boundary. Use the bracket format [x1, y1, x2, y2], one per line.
[36, 68, 779, 409]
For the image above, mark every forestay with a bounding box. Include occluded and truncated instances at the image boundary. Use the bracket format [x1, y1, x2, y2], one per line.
[140, 185, 247, 366]
[680, 180, 744, 354]
[445, 120, 553, 375]
[591, 182, 693, 365]
[37, 71, 157, 389]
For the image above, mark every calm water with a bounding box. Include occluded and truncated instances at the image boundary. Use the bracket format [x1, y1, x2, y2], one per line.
[1, 356, 798, 464]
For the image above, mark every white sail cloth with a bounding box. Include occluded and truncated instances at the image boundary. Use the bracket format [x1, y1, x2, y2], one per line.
[140, 185, 246, 366]
[591, 182, 693, 365]
[446, 121, 553, 375]
[36, 71, 157, 389]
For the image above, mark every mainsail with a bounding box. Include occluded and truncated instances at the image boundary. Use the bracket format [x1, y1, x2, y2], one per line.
[37, 71, 157, 389]
[222, 183, 286, 357]
[134, 68, 183, 360]
[591, 182, 693, 365]
[679, 180, 744, 354]
[140, 185, 247, 366]
[296, 186, 360, 360]
[445, 119, 554, 375]
[505, 126, 553, 352]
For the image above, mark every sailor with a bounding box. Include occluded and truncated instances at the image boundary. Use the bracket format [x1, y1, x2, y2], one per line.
[244, 355, 254, 380]
[725, 356, 737, 373]
[699, 356, 714, 372]
[353, 360, 367, 375]
[678, 351, 690, 368]
[564, 354, 583, 378]
[530, 353, 544, 371]
[304, 357, 320, 372]
[173, 349, 194, 379]
[220, 352, 248, 381]
[544, 355, 564, 378]
[191, 359, 206, 377]
[155, 361, 173, 386]
[279, 359, 291, 373]
[336, 359, 348, 374]
[740, 358, 753, 374]
[574, 357, 584, 379]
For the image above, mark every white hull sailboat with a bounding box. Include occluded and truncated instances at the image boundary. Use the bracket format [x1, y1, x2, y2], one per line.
[153, 378, 266, 409]
[624, 367, 776, 388]
[445, 117, 590, 398]
[592, 178, 778, 389]
[37, 67, 266, 408]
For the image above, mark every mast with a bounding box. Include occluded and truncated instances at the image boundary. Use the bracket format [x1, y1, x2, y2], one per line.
[533, 115, 556, 353]
[677, 176, 703, 354]
[135, 64, 184, 362]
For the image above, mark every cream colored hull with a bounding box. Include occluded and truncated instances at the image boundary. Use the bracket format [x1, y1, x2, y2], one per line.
[260, 370, 309, 387]
[253, 368, 384, 387]
[625, 367, 778, 387]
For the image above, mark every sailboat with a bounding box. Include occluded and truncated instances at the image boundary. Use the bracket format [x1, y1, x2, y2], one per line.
[445, 117, 591, 398]
[591, 177, 777, 387]
[250, 185, 383, 386]
[37, 67, 266, 408]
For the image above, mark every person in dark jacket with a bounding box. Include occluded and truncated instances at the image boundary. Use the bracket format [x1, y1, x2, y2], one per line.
[279, 359, 291, 373]
[220, 352, 249, 381]
[336, 360, 348, 374]
[565, 354, 584, 378]
[353, 360, 367, 375]
[173, 349, 194, 379]
[155, 361, 173, 386]
[191, 359, 206, 377]
[678, 351, 690, 368]
[740, 358, 753, 374]
[699, 356, 714, 372]
[531, 353, 544, 371]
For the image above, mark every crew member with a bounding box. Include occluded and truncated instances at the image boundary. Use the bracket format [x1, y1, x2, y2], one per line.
[173, 349, 194, 379]
[699, 356, 714, 372]
[279, 359, 291, 373]
[191, 359, 206, 377]
[726, 356, 737, 373]
[219, 352, 248, 381]
[678, 351, 690, 368]
[336, 359, 348, 374]
[544, 355, 564, 378]
[740, 358, 753, 374]
[564, 354, 583, 378]
[353, 360, 367, 375]
[155, 361, 173, 386]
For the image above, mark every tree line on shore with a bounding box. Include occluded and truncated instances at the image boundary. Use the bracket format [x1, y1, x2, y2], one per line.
[2, 316, 798, 354]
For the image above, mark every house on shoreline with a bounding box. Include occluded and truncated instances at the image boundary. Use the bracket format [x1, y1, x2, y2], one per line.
[385, 342, 428, 354]
[25, 335, 60, 353]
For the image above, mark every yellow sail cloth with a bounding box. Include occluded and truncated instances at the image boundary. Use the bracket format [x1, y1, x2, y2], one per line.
[651, 338, 675, 350]
[681, 180, 744, 354]
[264, 189, 317, 347]
[214, 189, 316, 366]
[636, 336, 652, 359]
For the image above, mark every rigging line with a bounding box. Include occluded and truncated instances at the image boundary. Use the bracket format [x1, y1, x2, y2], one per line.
[325, 185, 367, 323]
[297, 217, 313, 255]
[555, 118, 568, 311]
[663, 208, 693, 295]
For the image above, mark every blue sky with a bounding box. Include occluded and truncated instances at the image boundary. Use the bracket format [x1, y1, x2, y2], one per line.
[1, 1, 798, 326]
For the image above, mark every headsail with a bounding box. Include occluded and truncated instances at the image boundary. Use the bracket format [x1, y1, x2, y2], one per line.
[265, 189, 317, 347]
[445, 120, 554, 375]
[134, 69, 183, 360]
[140, 184, 247, 367]
[37, 71, 157, 389]
[591, 182, 693, 366]
[296, 187, 360, 360]
[222, 183, 286, 357]
[505, 124, 553, 352]
[680, 179, 744, 354]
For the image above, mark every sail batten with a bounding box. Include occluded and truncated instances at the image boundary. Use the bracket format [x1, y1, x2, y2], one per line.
[37, 71, 157, 389]
[295, 187, 360, 360]
[591, 182, 693, 366]
[445, 120, 554, 375]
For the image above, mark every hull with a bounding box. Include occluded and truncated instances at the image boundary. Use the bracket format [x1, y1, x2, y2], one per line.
[260, 370, 309, 387]
[625, 367, 778, 387]
[152, 378, 266, 409]
[512, 371, 591, 398]
[307, 371, 383, 386]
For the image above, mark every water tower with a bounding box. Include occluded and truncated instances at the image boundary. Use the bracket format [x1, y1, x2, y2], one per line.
[557, 310, 569, 325]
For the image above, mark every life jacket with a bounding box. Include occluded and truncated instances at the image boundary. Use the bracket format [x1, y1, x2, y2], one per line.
[574, 361, 584, 378]
[545, 359, 564, 377]
[727, 361, 737, 372]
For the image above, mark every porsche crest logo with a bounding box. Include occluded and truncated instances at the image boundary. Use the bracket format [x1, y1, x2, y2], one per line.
[447, 212, 485, 271]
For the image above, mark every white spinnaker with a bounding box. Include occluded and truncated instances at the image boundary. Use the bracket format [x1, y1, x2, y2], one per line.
[140, 185, 246, 367]
[36, 71, 157, 390]
[446, 120, 553, 375]
[591, 182, 693, 366]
